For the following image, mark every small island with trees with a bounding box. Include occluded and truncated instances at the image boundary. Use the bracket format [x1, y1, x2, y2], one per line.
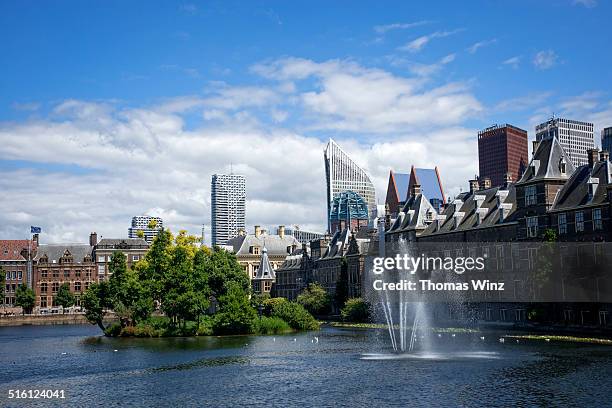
[81, 229, 322, 337]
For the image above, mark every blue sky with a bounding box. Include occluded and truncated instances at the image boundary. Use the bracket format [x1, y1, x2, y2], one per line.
[0, 0, 611, 242]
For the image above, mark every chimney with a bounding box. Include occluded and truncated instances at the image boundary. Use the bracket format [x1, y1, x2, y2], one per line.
[504, 172, 513, 186]
[254, 225, 261, 238]
[532, 140, 541, 157]
[587, 148, 599, 168]
[600, 150, 610, 162]
[89, 232, 97, 246]
[33, 233, 39, 245]
[410, 183, 421, 197]
[278, 225, 285, 239]
[238, 228, 245, 236]
[479, 177, 492, 190]
[469, 178, 479, 194]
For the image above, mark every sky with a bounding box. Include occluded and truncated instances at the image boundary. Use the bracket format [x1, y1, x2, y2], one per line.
[1, 0, 611, 244]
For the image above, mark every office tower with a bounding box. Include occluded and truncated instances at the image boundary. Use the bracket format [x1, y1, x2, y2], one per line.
[478, 124, 529, 187]
[324, 139, 376, 231]
[211, 174, 246, 246]
[535, 118, 594, 167]
[128, 216, 163, 243]
[602, 127, 612, 154]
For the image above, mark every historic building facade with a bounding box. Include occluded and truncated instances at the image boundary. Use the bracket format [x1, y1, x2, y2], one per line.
[1, 238, 37, 309]
[93, 234, 150, 281]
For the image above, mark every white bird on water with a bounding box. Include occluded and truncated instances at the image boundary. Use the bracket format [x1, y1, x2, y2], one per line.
[480, 336, 485, 341]
[499, 338, 505, 343]
[293, 338, 297, 342]
[314, 337, 319, 343]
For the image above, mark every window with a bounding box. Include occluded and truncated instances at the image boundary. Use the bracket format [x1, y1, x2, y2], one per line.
[98, 265, 105, 274]
[41, 269, 48, 278]
[250, 246, 260, 255]
[40, 296, 47, 308]
[575, 211, 585, 232]
[527, 216, 538, 238]
[40, 282, 48, 293]
[17, 271, 22, 280]
[98, 256, 105, 263]
[52, 270, 59, 278]
[63, 269, 70, 278]
[593, 208, 603, 230]
[525, 185, 537, 206]
[132, 255, 140, 262]
[74, 282, 81, 292]
[75, 270, 81, 277]
[51, 282, 60, 293]
[558, 213, 567, 234]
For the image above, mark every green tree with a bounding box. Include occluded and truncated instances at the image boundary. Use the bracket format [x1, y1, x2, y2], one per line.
[15, 284, 36, 315]
[341, 298, 370, 323]
[147, 219, 158, 229]
[206, 247, 250, 298]
[297, 283, 331, 315]
[108, 251, 153, 327]
[136, 230, 145, 239]
[82, 282, 113, 331]
[55, 283, 75, 312]
[212, 282, 256, 335]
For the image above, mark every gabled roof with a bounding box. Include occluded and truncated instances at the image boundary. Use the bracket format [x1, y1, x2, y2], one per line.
[0, 240, 36, 261]
[226, 233, 300, 256]
[35, 244, 93, 263]
[388, 193, 437, 234]
[253, 247, 275, 280]
[409, 166, 446, 203]
[517, 137, 575, 184]
[551, 160, 611, 211]
[278, 247, 310, 271]
[392, 171, 410, 203]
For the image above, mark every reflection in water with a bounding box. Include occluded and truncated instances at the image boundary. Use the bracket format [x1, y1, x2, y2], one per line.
[361, 351, 501, 361]
[151, 356, 250, 372]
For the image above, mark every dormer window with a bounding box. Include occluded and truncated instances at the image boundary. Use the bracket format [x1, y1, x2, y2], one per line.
[559, 158, 567, 175]
[249, 246, 260, 255]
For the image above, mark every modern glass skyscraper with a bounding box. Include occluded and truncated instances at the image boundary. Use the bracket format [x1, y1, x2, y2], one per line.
[535, 118, 594, 167]
[128, 215, 163, 243]
[211, 174, 246, 246]
[324, 139, 376, 231]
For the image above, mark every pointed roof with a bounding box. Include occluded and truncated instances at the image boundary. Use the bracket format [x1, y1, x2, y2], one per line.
[517, 137, 575, 184]
[408, 166, 446, 204]
[254, 247, 275, 280]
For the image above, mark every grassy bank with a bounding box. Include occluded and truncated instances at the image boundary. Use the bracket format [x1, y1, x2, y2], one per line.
[326, 322, 478, 333]
[503, 334, 612, 345]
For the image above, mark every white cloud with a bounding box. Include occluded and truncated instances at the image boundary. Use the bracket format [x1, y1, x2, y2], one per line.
[251, 57, 481, 132]
[533, 50, 558, 70]
[502, 56, 521, 69]
[494, 92, 553, 112]
[373, 21, 431, 34]
[466, 38, 497, 54]
[398, 30, 463, 53]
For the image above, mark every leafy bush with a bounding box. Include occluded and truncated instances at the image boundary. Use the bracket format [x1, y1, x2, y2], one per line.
[297, 283, 331, 315]
[341, 298, 370, 323]
[197, 316, 214, 336]
[253, 316, 292, 335]
[104, 322, 122, 337]
[262, 297, 288, 316]
[271, 301, 319, 331]
[212, 282, 257, 335]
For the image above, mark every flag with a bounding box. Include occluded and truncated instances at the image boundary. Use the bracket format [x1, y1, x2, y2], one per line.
[30, 226, 41, 234]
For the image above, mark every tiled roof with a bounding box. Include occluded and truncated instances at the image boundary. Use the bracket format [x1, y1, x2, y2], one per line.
[551, 160, 611, 211]
[226, 233, 300, 256]
[517, 137, 575, 184]
[35, 244, 93, 263]
[0, 240, 36, 261]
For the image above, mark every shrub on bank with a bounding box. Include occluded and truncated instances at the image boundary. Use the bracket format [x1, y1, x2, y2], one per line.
[253, 316, 292, 335]
[271, 301, 319, 331]
[341, 298, 370, 323]
[262, 297, 288, 316]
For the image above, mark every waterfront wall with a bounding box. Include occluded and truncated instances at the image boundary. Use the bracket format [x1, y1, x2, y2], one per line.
[0, 313, 116, 327]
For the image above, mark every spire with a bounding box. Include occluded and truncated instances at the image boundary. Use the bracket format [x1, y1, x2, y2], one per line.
[254, 246, 275, 280]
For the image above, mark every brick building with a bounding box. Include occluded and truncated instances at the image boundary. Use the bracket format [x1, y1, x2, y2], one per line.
[92, 234, 149, 281]
[478, 124, 529, 188]
[34, 244, 95, 311]
[1, 238, 37, 309]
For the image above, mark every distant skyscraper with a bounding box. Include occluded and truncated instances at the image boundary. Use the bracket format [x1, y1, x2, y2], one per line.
[602, 127, 612, 154]
[128, 215, 163, 243]
[324, 139, 376, 231]
[478, 124, 529, 187]
[536, 118, 594, 167]
[211, 174, 246, 246]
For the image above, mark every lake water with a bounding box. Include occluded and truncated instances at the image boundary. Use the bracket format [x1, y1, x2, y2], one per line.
[1, 324, 612, 407]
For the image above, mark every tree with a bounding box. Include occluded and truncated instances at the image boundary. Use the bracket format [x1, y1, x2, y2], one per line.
[297, 283, 331, 315]
[55, 283, 75, 312]
[15, 284, 35, 315]
[206, 247, 250, 298]
[341, 298, 370, 323]
[82, 282, 113, 331]
[212, 282, 256, 335]
[108, 251, 153, 327]
[147, 219, 158, 229]
[136, 230, 145, 239]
